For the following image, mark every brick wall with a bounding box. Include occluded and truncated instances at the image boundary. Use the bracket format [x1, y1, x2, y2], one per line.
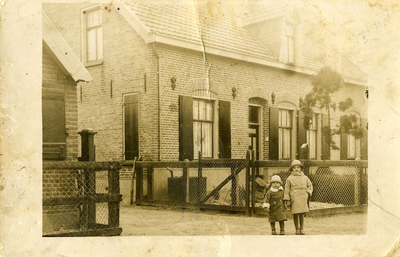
[44, 3, 159, 162]
[42, 44, 81, 233]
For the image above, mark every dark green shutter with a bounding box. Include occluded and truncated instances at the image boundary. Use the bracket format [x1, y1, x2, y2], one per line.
[297, 109, 307, 157]
[219, 100, 231, 158]
[179, 95, 193, 161]
[269, 106, 279, 160]
[42, 96, 67, 160]
[360, 118, 368, 160]
[321, 113, 330, 160]
[340, 116, 348, 160]
[124, 94, 139, 160]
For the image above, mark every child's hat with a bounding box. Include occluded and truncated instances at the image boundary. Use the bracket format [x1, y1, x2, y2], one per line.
[270, 175, 283, 185]
[289, 160, 304, 171]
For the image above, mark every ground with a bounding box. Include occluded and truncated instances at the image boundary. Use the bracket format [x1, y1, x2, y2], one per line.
[119, 204, 367, 236]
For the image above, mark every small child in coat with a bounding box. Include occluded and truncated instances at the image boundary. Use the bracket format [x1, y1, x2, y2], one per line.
[263, 175, 287, 235]
[283, 160, 313, 235]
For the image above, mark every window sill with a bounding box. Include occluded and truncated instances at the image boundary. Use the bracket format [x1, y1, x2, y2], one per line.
[84, 60, 103, 68]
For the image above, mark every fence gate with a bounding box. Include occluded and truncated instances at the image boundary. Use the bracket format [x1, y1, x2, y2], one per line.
[198, 150, 255, 215]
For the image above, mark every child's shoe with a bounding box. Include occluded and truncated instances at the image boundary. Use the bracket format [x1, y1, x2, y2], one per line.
[271, 229, 277, 235]
[280, 230, 285, 235]
[295, 229, 300, 235]
[300, 229, 305, 235]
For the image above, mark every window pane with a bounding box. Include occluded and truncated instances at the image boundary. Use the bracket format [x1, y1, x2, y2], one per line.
[347, 134, 356, 159]
[205, 101, 213, 121]
[282, 128, 291, 159]
[249, 106, 258, 123]
[87, 29, 96, 61]
[288, 37, 294, 63]
[97, 27, 103, 59]
[92, 9, 100, 26]
[279, 129, 283, 159]
[198, 100, 205, 120]
[281, 110, 287, 126]
[202, 123, 213, 157]
[286, 110, 292, 127]
[307, 130, 317, 159]
[193, 99, 199, 119]
[193, 122, 201, 159]
[86, 11, 93, 27]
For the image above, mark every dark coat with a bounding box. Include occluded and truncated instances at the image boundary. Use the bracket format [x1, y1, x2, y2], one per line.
[264, 188, 287, 223]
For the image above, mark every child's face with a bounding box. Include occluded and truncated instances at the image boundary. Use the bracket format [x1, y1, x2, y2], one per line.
[271, 182, 280, 189]
[292, 165, 302, 173]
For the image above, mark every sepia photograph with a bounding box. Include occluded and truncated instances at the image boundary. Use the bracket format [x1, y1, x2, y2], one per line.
[1, 0, 400, 256]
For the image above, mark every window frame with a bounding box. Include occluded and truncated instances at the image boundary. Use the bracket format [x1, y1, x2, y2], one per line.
[193, 98, 215, 159]
[346, 113, 361, 160]
[285, 23, 295, 64]
[278, 108, 293, 160]
[81, 4, 103, 67]
[306, 112, 319, 159]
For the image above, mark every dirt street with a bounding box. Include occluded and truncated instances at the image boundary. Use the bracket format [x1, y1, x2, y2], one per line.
[119, 204, 367, 236]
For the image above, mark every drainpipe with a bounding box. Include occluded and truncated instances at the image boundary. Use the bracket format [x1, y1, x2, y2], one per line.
[151, 42, 161, 161]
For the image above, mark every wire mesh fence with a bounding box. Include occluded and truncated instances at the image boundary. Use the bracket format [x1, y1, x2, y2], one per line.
[42, 161, 122, 237]
[132, 153, 367, 216]
[260, 160, 368, 212]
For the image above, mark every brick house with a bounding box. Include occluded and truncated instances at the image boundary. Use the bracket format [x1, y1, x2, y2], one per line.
[42, 3, 367, 201]
[42, 12, 92, 233]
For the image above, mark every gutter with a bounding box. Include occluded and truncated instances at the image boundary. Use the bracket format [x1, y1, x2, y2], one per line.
[151, 42, 161, 161]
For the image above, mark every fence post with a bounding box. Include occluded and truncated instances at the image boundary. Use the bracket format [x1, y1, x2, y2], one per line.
[198, 152, 202, 208]
[231, 163, 237, 206]
[78, 129, 97, 161]
[251, 150, 256, 215]
[148, 167, 153, 201]
[354, 162, 361, 206]
[245, 150, 251, 216]
[87, 169, 96, 226]
[182, 159, 189, 204]
[108, 165, 120, 228]
[135, 164, 142, 203]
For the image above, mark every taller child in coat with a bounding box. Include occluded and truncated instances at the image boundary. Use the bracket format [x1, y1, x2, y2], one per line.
[283, 160, 313, 235]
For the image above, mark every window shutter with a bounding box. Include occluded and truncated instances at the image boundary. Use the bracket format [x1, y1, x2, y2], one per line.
[269, 106, 279, 160]
[340, 116, 348, 160]
[321, 113, 330, 160]
[124, 94, 139, 160]
[219, 100, 231, 158]
[42, 97, 66, 160]
[179, 95, 194, 161]
[360, 118, 368, 160]
[297, 109, 307, 156]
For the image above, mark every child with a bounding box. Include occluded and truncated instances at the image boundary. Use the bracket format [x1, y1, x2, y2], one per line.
[262, 175, 287, 235]
[283, 160, 313, 235]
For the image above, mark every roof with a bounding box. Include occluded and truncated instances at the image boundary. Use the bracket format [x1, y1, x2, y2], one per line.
[240, 3, 367, 85]
[122, 3, 277, 61]
[42, 12, 92, 82]
[119, 2, 366, 85]
[301, 25, 367, 85]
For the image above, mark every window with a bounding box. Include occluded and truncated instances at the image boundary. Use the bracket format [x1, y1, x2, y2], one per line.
[283, 23, 295, 64]
[347, 134, 360, 159]
[124, 94, 138, 160]
[193, 99, 214, 159]
[82, 5, 103, 65]
[42, 96, 66, 160]
[279, 109, 292, 159]
[306, 113, 318, 159]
